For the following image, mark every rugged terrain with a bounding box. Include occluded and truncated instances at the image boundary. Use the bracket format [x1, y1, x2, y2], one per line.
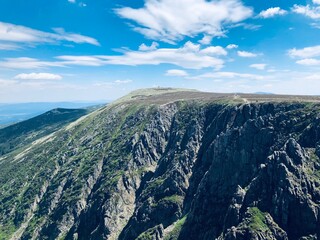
[1, 88, 320, 240]
[0, 102, 103, 127]
[0, 108, 90, 156]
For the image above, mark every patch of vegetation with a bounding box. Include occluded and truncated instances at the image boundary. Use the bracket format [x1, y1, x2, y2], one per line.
[151, 194, 183, 208]
[159, 195, 183, 205]
[136, 225, 162, 240]
[247, 207, 269, 232]
[0, 224, 15, 240]
[145, 178, 165, 193]
[301, 102, 317, 110]
[305, 149, 320, 180]
[164, 215, 187, 240]
[57, 233, 67, 240]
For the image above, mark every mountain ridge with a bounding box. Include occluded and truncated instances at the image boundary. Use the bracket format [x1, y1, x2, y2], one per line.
[0, 89, 320, 240]
[0, 108, 91, 156]
[0, 102, 106, 127]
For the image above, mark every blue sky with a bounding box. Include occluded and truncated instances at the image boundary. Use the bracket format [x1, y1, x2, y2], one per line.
[0, 0, 320, 102]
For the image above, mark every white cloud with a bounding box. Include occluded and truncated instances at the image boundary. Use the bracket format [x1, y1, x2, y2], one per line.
[55, 55, 106, 66]
[305, 74, 320, 80]
[227, 23, 262, 31]
[0, 56, 105, 69]
[0, 42, 226, 70]
[288, 45, 320, 58]
[226, 44, 238, 49]
[0, 57, 64, 69]
[115, 0, 253, 43]
[198, 35, 213, 45]
[139, 42, 159, 51]
[292, 4, 320, 19]
[51, 28, 98, 45]
[314, 0, 320, 4]
[191, 71, 264, 80]
[310, 22, 320, 29]
[0, 43, 21, 50]
[14, 73, 62, 80]
[98, 41, 225, 69]
[165, 69, 189, 77]
[200, 46, 227, 56]
[0, 22, 99, 47]
[93, 79, 132, 88]
[258, 7, 287, 18]
[68, 0, 87, 7]
[114, 79, 133, 84]
[250, 64, 267, 70]
[296, 58, 320, 66]
[237, 51, 258, 57]
[190, 70, 320, 95]
[0, 79, 18, 86]
[182, 41, 200, 52]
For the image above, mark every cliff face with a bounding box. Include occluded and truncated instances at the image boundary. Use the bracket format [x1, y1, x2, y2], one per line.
[1, 89, 320, 240]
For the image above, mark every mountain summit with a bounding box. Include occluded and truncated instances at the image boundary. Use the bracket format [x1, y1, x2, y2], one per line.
[1, 89, 320, 240]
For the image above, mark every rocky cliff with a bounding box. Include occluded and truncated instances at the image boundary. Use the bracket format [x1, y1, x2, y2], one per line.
[1, 88, 320, 240]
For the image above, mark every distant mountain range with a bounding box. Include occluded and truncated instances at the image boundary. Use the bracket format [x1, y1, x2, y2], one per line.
[254, 92, 275, 95]
[0, 101, 107, 127]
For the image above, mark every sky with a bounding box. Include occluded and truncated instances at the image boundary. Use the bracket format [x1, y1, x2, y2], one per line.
[0, 0, 320, 102]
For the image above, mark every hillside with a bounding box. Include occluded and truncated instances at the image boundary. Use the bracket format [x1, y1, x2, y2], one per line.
[1, 88, 320, 240]
[0, 102, 104, 127]
[0, 108, 90, 156]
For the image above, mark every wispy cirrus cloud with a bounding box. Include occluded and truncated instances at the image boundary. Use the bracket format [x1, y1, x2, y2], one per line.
[50, 28, 97, 45]
[237, 51, 258, 57]
[250, 64, 267, 70]
[0, 21, 99, 50]
[96, 41, 226, 69]
[0, 57, 64, 69]
[14, 73, 62, 80]
[227, 23, 262, 31]
[94, 79, 133, 87]
[115, 0, 253, 43]
[0, 43, 21, 50]
[188, 71, 265, 81]
[165, 69, 189, 77]
[193, 70, 320, 95]
[0, 41, 226, 70]
[114, 79, 132, 84]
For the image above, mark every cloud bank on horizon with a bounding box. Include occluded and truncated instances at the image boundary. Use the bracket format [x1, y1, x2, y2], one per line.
[0, 0, 320, 102]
